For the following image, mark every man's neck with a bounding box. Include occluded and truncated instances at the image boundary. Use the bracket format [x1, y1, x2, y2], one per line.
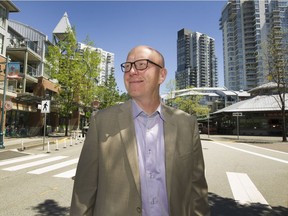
[133, 97, 161, 115]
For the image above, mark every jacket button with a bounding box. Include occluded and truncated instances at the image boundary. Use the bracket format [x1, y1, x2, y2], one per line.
[136, 207, 142, 213]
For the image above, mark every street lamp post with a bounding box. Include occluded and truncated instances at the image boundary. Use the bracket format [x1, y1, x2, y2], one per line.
[0, 56, 9, 149]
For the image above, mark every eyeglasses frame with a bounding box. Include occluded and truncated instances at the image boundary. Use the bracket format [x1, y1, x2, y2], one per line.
[120, 59, 163, 73]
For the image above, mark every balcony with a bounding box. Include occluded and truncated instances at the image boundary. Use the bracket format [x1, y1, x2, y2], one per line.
[6, 38, 42, 62]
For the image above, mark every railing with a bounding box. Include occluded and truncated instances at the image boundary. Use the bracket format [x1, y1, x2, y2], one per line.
[27, 65, 39, 77]
[8, 37, 42, 56]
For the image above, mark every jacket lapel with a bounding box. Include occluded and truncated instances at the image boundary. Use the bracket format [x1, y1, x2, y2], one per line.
[162, 104, 177, 202]
[118, 101, 141, 196]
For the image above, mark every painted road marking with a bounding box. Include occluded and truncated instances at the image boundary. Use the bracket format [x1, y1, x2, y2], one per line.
[213, 142, 288, 164]
[28, 158, 78, 174]
[53, 168, 76, 178]
[239, 143, 288, 155]
[227, 172, 270, 206]
[3, 156, 68, 171]
[0, 154, 48, 166]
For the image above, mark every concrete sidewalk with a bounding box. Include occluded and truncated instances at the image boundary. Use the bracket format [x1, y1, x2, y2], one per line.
[0, 131, 83, 151]
[0, 134, 287, 153]
[0, 136, 73, 151]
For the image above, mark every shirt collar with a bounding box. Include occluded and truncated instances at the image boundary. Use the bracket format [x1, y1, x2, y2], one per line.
[132, 99, 164, 121]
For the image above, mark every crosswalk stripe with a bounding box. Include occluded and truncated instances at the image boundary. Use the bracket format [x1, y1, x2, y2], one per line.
[0, 154, 48, 166]
[28, 158, 78, 174]
[226, 172, 270, 206]
[3, 156, 68, 171]
[53, 168, 76, 178]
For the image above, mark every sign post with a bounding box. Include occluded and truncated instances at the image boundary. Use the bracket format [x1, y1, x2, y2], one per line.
[207, 113, 210, 138]
[232, 112, 242, 140]
[41, 100, 50, 150]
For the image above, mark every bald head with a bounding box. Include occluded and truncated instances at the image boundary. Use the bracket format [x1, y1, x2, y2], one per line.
[127, 45, 165, 68]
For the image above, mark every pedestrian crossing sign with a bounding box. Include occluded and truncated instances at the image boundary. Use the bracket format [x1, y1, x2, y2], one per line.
[41, 100, 50, 113]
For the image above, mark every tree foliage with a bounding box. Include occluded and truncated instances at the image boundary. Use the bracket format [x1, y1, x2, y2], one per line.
[95, 74, 120, 110]
[119, 92, 131, 102]
[173, 95, 210, 116]
[46, 28, 100, 135]
[77, 38, 101, 121]
[164, 80, 209, 116]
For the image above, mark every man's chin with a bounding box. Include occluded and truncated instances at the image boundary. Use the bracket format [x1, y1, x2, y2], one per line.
[128, 91, 140, 98]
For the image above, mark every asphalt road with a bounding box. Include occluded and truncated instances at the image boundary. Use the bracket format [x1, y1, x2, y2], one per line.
[0, 139, 82, 216]
[0, 137, 287, 215]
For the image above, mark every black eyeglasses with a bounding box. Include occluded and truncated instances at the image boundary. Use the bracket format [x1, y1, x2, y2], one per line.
[120, 59, 163, 73]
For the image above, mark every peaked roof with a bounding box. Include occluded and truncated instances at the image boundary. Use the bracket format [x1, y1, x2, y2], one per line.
[248, 82, 280, 93]
[213, 94, 288, 114]
[53, 12, 71, 40]
[53, 12, 71, 34]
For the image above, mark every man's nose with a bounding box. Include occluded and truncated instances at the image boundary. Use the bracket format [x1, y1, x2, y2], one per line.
[129, 64, 138, 75]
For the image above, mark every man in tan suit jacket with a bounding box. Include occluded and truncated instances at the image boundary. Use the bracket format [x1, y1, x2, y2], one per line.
[70, 45, 210, 216]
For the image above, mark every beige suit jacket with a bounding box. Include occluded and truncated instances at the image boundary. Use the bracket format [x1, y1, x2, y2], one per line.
[70, 100, 210, 216]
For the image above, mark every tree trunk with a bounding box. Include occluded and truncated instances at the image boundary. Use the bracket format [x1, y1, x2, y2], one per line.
[65, 117, 69, 137]
[282, 106, 287, 142]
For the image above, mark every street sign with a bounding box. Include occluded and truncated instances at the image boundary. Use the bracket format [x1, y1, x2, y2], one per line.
[232, 112, 242, 117]
[41, 100, 50, 113]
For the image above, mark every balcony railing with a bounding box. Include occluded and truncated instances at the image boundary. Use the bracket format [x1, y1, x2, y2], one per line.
[27, 65, 38, 77]
[16, 64, 40, 77]
[8, 37, 42, 56]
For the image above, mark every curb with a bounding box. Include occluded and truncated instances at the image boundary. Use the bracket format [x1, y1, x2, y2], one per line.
[1, 137, 77, 151]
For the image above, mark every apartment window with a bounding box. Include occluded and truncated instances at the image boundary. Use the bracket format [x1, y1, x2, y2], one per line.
[0, 5, 6, 29]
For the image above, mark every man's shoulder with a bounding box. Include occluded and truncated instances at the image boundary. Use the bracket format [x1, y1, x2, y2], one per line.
[162, 104, 198, 124]
[162, 104, 193, 117]
[96, 101, 131, 116]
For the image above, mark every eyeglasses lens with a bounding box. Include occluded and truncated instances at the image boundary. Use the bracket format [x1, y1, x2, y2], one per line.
[135, 60, 148, 70]
[121, 60, 148, 72]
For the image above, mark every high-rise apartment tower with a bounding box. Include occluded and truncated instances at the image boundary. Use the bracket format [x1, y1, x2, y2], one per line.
[220, 0, 288, 91]
[77, 42, 115, 86]
[176, 28, 218, 89]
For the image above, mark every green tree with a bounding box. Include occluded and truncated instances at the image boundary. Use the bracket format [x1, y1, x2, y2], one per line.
[164, 81, 209, 116]
[262, 26, 288, 142]
[96, 74, 120, 110]
[174, 95, 209, 116]
[78, 38, 101, 125]
[46, 28, 100, 135]
[119, 92, 131, 102]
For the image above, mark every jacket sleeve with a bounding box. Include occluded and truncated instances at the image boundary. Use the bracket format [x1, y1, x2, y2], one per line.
[190, 114, 210, 216]
[70, 113, 99, 216]
[165, 106, 210, 216]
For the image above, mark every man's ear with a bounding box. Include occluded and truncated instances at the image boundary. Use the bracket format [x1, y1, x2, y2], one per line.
[159, 68, 167, 84]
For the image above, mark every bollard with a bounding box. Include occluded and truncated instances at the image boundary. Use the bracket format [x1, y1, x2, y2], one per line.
[21, 140, 24, 151]
[47, 141, 50, 153]
[55, 139, 59, 151]
[64, 139, 67, 148]
[70, 137, 73, 146]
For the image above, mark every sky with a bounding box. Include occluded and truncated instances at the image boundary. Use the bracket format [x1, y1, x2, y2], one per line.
[10, 0, 227, 94]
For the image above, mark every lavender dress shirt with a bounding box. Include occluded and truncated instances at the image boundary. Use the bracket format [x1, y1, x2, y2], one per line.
[132, 100, 169, 216]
